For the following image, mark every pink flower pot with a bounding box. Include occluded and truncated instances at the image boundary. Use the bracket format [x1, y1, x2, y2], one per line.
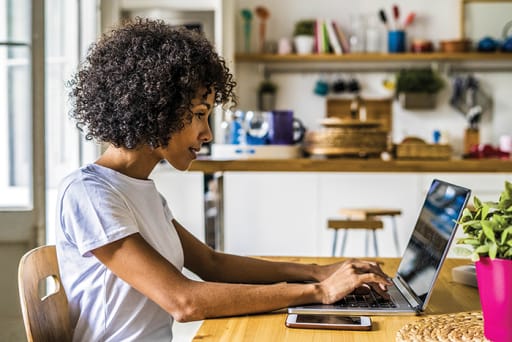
[476, 257, 512, 342]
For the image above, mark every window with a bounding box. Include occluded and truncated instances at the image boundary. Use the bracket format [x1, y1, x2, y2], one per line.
[0, 0, 32, 207]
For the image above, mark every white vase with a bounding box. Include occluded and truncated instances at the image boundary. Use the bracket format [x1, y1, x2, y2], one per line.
[293, 35, 314, 54]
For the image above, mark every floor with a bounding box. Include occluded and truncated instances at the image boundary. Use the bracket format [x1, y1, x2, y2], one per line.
[0, 316, 26, 342]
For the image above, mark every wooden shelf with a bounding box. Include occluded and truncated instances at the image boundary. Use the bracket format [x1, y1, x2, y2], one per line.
[235, 52, 512, 63]
[190, 157, 512, 173]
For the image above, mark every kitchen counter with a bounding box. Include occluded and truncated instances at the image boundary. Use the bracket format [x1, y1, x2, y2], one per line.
[190, 157, 512, 173]
[189, 157, 512, 252]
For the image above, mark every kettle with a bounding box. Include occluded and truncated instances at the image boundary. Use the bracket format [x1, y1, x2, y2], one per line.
[502, 20, 512, 52]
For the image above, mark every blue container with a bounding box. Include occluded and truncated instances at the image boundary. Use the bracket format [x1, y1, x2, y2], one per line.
[388, 30, 406, 53]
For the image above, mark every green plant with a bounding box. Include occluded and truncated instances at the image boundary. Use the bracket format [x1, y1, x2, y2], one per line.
[456, 181, 512, 261]
[395, 68, 445, 94]
[293, 19, 315, 36]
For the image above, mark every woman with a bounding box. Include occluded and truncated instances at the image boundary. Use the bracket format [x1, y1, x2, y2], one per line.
[56, 18, 391, 341]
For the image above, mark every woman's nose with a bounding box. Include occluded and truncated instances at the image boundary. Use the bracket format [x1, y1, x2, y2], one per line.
[202, 124, 213, 143]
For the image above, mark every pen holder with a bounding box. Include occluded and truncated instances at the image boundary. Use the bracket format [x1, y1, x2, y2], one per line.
[388, 30, 406, 53]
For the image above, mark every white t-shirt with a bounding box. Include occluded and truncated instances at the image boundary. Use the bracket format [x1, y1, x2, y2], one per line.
[56, 163, 184, 341]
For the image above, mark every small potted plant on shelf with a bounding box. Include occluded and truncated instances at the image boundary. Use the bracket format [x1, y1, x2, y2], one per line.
[258, 79, 278, 111]
[395, 68, 444, 109]
[456, 180, 512, 342]
[293, 19, 315, 54]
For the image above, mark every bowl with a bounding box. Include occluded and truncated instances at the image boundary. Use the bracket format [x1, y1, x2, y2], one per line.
[439, 39, 472, 53]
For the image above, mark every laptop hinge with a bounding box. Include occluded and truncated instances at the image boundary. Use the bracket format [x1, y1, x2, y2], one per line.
[393, 277, 422, 312]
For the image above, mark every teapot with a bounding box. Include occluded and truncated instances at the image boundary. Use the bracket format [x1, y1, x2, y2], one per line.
[502, 20, 512, 52]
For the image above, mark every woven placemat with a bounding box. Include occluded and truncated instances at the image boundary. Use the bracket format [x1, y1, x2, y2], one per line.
[396, 311, 489, 342]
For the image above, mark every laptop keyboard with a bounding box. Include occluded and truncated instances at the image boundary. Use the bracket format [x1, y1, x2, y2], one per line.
[335, 290, 397, 309]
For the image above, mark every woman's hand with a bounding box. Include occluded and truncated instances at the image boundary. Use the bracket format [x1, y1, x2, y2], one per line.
[317, 259, 392, 304]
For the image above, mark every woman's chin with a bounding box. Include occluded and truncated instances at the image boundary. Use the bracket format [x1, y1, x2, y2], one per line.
[167, 160, 191, 172]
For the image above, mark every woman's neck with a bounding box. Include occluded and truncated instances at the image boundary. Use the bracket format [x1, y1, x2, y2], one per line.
[95, 145, 160, 180]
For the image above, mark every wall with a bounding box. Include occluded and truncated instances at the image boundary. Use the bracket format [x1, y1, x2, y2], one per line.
[232, 0, 512, 155]
[151, 0, 512, 258]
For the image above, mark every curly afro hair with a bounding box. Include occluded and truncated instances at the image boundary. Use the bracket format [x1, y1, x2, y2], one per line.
[69, 17, 237, 149]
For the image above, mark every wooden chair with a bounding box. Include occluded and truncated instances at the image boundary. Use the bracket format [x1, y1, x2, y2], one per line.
[18, 245, 72, 342]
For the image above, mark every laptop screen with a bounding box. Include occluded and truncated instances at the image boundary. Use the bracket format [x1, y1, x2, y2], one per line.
[396, 179, 471, 303]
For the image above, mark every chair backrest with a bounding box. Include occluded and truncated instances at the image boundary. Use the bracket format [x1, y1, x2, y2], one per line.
[18, 245, 73, 342]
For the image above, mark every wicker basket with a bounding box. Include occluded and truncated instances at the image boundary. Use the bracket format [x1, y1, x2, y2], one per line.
[304, 119, 388, 157]
[396, 142, 452, 160]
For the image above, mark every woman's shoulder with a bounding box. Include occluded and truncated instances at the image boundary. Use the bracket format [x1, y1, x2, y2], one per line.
[58, 164, 122, 200]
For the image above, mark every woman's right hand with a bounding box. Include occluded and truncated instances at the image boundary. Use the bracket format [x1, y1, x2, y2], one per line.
[317, 259, 392, 304]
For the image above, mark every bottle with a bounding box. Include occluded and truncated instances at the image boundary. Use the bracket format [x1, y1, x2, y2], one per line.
[219, 110, 233, 144]
[349, 14, 365, 53]
[365, 14, 381, 53]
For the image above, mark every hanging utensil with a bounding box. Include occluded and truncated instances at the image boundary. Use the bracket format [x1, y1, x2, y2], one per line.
[240, 9, 253, 53]
[255, 6, 270, 53]
[450, 74, 492, 129]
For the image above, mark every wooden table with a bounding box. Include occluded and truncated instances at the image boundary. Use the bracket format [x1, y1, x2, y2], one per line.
[193, 257, 480, 341]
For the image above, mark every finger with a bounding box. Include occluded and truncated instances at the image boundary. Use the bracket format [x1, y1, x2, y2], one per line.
[357, 273, 392, 288]
[368, 282, 390, 299]
[351, 284, 371, 295]
[353, 262, 391, 280]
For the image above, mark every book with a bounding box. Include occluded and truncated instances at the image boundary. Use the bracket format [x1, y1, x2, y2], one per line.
[332, 20, 350, 53]
[322, 20, 331, 53]
[315, 19, 324, 53]
[325, 19, 343, 54]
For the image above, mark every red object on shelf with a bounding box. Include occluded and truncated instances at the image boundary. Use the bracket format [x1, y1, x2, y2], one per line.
[467, 144, 510, 159]
[411, 39, 434, 53]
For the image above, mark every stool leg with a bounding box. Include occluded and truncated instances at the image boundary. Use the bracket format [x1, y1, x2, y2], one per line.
[340, 230, 348, 256]
[391, 217, 400, 256]
[372, 229, 379, 256]
[364, 230, 370, 256]
[332, 230, 339, 256]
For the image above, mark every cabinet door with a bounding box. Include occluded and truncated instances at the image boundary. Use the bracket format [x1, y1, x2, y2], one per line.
[224, 172, 319, 256]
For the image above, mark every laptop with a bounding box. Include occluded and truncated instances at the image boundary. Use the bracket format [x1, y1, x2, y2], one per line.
[288, 179, 471, 316]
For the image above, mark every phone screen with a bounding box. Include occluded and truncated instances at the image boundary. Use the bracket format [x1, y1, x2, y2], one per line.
[296, 314, 361, 325]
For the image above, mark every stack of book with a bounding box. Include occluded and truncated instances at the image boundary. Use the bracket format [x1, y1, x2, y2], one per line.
[314, 19, 350, 54]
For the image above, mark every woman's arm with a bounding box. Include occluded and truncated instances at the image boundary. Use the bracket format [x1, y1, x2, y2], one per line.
[173, 219, 339, 284]
[92, 230, 390, 323]
[91, 233, 320, 322]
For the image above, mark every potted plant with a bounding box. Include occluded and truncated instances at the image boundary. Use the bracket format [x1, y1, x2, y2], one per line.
[258, 79, 278, 111]
[456, 180, 512, 342]
[293, 19, 315, 54]
[395, 68, 444, 109]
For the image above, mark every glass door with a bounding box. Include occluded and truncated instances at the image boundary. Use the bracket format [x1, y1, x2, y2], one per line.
[0, 0, 45, 326]
[0, 0, 99, 335]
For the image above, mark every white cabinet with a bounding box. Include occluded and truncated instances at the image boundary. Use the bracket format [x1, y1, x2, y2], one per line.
[222, 173, 511, 257]
[152, 167, 511, 258]
[100, 0, 233, 58]
[222, 173, 421, 257]
[223, 172, 320, 256]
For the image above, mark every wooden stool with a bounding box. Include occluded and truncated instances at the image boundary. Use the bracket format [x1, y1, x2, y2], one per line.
[327, 218, 384, 256]
[338, 208, 402, 256]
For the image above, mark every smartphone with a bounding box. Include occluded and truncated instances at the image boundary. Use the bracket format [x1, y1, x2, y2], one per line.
[285, 314, 372, 331]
